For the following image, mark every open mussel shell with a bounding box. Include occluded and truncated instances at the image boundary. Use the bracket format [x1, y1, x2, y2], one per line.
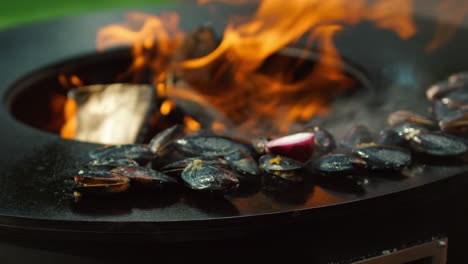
[259, 155, 303, 172]
[351, 145, 411, 171]
[389, 121, 429, 140]
[426, 79, 466, 101]
[448, 71, 468, 83]
[225, 150, 261, 176]
[438, 109, 468, 134]
[181, 162, 239, 194]
[72, 171, 131, 195]
[266, 170, 303, 182]
[85, 157, 140, 172]
[173, 135, 255, 158]
[440, 88, 468, 109]
[308, 127, 336, 155]
[89, 157, 139, 166]
[111, 166, 178, 189]
[387, 110, 436, 127]
[311, 153, 367, 177]
[339, 124, 374, 149]
[429, 80, 468, 122]
[148, 125, 184, 154]
[258, 155, 304, 182]
[377, 129, 407, 147]
[408, 131, 468, 157]
[160, 156, 228, 173]
[251, 137, 269, 156]
[89, 144, 154, 165]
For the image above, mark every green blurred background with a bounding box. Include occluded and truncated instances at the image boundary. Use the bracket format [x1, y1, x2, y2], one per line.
[0, 0, 171, 29]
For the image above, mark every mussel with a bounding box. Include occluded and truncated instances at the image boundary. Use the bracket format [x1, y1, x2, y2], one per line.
[73, 171, 130, 195]
[377, 129, 406, 147]
[148, 125, 184, 154]
[89, 144, 154, 165]
[111, 166, 178, 189]
[160, 156, 228, 173]
[259, 155, 304, 181]
[351, 144, 411, 171]
[448, 71, 468, 83]
[181, 159, 239, 194]
[426, 81, 463, 101]
[224, 150, 261, 176]
[340, 124, 374, 149]
[251, 137, 269, 156]
[309, 127, 336, 155]
[85, 157, 140, 172]
[389, 121, 429, 140]
[438, 109, 468, 134]
[438, 88, 468, 109]
[408, 131, 468, 157]
[387, 110, 435, 127]
[173, 135, 255, 158]
[311, 153, 367, 177]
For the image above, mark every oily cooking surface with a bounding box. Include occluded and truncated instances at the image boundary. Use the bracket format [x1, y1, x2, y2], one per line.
[0, 4, 467, 227]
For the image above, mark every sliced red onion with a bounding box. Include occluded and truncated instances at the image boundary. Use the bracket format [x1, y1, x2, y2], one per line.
[265, 132, 315, 163]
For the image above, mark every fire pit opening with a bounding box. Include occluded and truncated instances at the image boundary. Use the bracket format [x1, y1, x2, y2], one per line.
[5, 45, 370, 145]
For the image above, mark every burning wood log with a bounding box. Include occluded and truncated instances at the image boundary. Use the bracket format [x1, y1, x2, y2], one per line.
[64, 83, 156, 145]
[165, 26, 234, 131]
[167, 26, 223, 88]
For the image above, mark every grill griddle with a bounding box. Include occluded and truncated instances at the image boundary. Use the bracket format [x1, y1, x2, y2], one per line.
[0, 4, 466, 243]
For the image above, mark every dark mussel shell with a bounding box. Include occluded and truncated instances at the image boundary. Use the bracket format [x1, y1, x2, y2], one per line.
[251, 137, 269, 156]
[86, 157, 139, 172]
[408, 131, 468, 157]
[390, 121, 429, 140]
[377, 129, 406, 147]
[266, 170, 302, 182]
[160, 156, 228, 173]
[448, 71, 468, 83]
[259, 155, 303, 173]
[426, 79, 465, 101]
[148, 125, 184, 154]
[439, 108, 468, 134]
[89, 144, 154, 165]
[340, 124, 373, 149]
[387, 110, 436, 127]
[224, 150, 261, 176]
[173, 135, 255, 157]
[311, 153, 367, 177]
[181, 161, 239, 194]
[352, 145, 411, 171]
[258, 155, 304, 182]
[111, 166, 178, 189]
[438, 87, 468, 109]
[308, 127, 336, 154]
[432, 100, 456, 121]
[89, 157, 139, 166]
[73, 171, 130, 195]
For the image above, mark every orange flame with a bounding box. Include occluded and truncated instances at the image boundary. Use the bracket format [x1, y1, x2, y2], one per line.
[57, 74, 83, 138]
[160, 99, 176, 115]
[58, 74, 84, 89]
[183, 116, 202, 131]
[97, 12, 184, 83]
[60, 98, 77, 139]
[92, 0, 421, 138]
[172, 0, 415, 136]
[426, 0, 468, 52]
